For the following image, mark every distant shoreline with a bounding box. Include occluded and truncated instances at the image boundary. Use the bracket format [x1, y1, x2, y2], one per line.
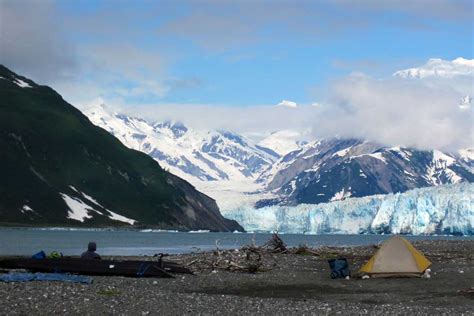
[0, 226, 473, 237]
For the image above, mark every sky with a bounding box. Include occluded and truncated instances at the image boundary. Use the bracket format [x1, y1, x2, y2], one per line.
[1, 0, 473, 150]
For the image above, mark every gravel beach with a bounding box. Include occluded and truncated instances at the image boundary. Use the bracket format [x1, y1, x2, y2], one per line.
[0, 240, 472, 315]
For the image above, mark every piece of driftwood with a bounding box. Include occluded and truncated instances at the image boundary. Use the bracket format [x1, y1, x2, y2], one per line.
[185, 242, 271, 274]
[262, 233, 287, 253]
[457, 288, 474, 296]
[184, 233, 327, 274]
[292, 244, 320, 256]
[215, 246, 263, 273]
[185, 259, 200, 266]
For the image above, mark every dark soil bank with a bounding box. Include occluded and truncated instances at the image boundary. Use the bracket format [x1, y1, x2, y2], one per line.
[0, 240, 472, 315]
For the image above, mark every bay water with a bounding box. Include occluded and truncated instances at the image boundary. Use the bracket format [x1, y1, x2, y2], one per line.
[0, 228, 471, 256]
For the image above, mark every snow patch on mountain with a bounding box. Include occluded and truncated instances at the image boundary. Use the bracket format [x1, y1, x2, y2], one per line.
[427, 151, 463, 185]
[68, 186, 137, 224]
[107, 211, 136, 225]
[366, 152, 388, 164]
[330, 188, 352, 201]
[432, 150, 456, 168]
[0, 74, 33, 88]
[13, 78, 32, 88]
[388, 147, 412, 160]
[333, 147, 352, 158]
[257, 130, 305, 156]
[459, 148, 474, 164]
[20, 205, 35, 214]
[62, 188, 137, 224]
[61, 193, 95, 222]
[223, 183, 473, 235]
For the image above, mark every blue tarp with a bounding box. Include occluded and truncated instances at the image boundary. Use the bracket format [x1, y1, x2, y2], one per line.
[0, 272, 92, 284]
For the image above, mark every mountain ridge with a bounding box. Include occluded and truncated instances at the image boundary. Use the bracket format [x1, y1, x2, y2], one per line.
[84, 102, 277, 184]
[0, 65, 242, 231]
[84, 104, 473, 211]
[257, 138, 473, 206]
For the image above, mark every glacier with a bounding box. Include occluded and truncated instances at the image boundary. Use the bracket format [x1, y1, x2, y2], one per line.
[222, 183, 473, 235]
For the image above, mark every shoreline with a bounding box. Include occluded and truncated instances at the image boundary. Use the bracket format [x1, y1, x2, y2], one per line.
[1, 229, 473, 257]
[1, 240, 473, 314]
[1, 225, 473, 236]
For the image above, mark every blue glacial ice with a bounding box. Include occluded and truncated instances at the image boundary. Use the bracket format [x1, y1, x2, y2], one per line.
[223, 183, 473, 235]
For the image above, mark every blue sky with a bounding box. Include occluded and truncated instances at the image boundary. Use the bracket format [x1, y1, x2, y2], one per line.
[1, 1, 473, 150]
[2, 0, 472, 107]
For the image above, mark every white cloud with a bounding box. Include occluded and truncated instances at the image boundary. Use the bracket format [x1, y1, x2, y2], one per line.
[393, 57, 474, 79]
[0, 1, 77, 82]
[277, 100, 298, 108]
[316, 71, 473, 151]
[459, 95, 472, 111]
[53, 44, 170, 106]
[93, 57, 474, 152]
[103, 101, 315, 138]
[156, 1, 472, 52]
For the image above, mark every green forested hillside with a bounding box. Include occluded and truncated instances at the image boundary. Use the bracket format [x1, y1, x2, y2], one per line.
[0, 65, 242, 231]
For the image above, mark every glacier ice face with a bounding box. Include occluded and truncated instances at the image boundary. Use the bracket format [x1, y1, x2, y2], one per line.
[223, 183, 474, 235]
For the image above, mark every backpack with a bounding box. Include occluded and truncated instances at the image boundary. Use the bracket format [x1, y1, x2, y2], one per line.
[328, 258, 351, 279]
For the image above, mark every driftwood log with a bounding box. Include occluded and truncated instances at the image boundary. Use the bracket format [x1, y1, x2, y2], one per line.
[183, 233, 320, 274]
[262, 233, 288, 253]
[292, 244, 320, 256]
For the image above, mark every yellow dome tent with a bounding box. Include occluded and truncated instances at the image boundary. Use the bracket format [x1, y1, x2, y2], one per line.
[359, 236, 432, 278]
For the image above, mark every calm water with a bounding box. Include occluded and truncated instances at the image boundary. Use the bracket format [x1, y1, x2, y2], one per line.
[0, 228, 472, 256]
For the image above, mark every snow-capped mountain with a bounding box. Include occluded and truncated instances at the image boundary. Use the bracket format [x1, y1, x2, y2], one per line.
[84, 103, 280, 210]
[84, 102, 473, 214]
[256, 138, 474, 206]
[85, 103, 277, 183]
[223, 183, 473, 235]
[257, 130, 307, 156]
[393, 57, 474, 79]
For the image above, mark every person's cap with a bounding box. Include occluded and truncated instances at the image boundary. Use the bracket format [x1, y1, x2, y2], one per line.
[88, 242, 97, 251]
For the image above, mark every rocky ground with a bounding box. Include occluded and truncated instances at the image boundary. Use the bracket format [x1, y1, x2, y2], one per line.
[0, 240, 473, 315]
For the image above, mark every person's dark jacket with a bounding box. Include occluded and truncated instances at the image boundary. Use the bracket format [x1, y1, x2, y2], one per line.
[81, 242, 101, 260]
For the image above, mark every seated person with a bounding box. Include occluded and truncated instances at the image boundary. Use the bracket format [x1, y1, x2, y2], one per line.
[81, 242, 101, 260]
